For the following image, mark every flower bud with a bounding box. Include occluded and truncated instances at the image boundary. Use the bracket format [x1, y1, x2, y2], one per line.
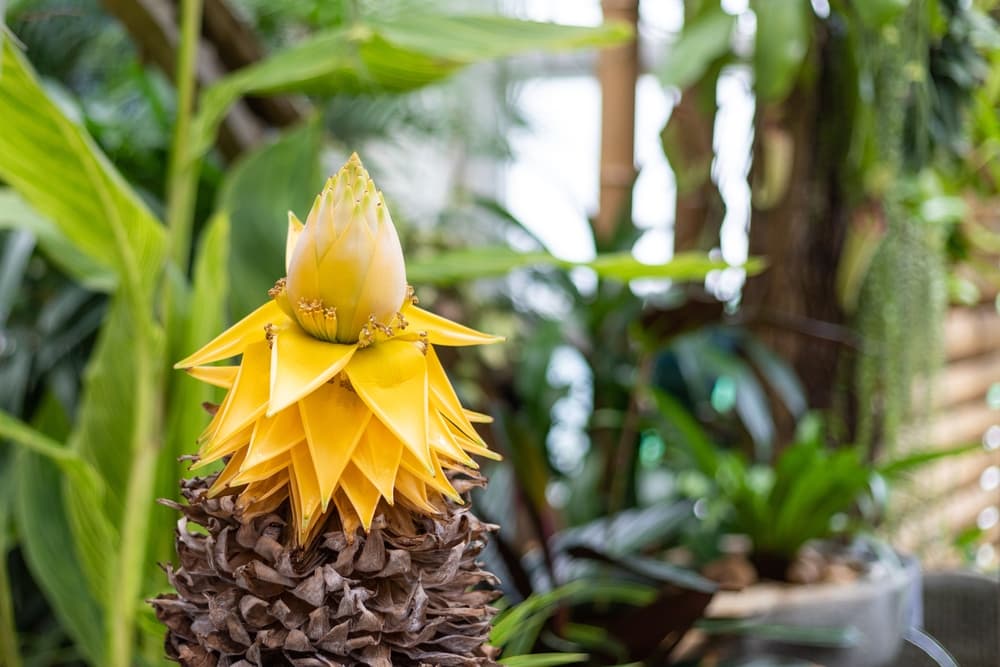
[277, 154, 408, 343]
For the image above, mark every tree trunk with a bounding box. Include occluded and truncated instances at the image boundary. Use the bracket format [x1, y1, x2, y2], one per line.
[742, 25, 854, 443]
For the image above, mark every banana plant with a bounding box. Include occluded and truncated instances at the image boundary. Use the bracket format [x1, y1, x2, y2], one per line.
[0, 8, 637, 666]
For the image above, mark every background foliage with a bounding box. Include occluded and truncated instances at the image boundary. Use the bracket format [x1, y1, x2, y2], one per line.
[0, 0, 998, 666]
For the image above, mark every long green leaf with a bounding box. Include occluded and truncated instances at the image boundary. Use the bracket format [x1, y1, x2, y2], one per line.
[491, 580, 656, 648]
[877, 441, 981, 478]
[0, 31, 165, 291]
[156, 213, 230, 569]
[191, 16, 630, 160]
[408, 247, 760, 286]
[0, 410, 114, 600]
[60, 292, 162, 664]
[0, 44, 166, 664]
[652, 389, 719, 475]
[13, 394, 106, 665]
[16, 451, 107, 666]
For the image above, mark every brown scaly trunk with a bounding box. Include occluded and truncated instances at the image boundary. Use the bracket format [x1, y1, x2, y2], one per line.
[742, 23, 854, 444]
[152, 473, 500, 666]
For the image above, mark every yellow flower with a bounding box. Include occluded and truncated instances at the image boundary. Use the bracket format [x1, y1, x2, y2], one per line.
[176, 154, 501, 544]
[278, 153, 407, 343]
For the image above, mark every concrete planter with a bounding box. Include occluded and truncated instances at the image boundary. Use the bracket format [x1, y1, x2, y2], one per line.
[707, 554, 922, 667]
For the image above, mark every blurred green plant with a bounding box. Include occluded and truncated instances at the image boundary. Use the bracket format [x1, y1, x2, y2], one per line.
[657, 396, 981, 568]
[484, 499, 716, 664]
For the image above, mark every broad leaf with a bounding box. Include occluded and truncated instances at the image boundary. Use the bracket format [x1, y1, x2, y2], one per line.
[56, 289, 166, 664]
[0, 189, 116, 292]
[66, 299, 142, 521]
[13, 395, 105, 666]
[752, 0, 812, 103]
[0, 407, 114, 609]
[658, 7, 735, 89]
[156, 213, 231, 568]
[217, 120, 325, 317]
[192, 16, 631, 159]
[0, 32, 165, 291]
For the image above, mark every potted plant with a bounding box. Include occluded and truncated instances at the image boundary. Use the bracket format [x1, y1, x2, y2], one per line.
[656, 396, 976, 667]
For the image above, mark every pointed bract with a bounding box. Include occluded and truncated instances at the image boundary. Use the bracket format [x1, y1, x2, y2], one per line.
[346, 340, 432, 473]
[268, 324, 356, 415]
[403, 305, 504, 347]
[175, 301, 285, 368]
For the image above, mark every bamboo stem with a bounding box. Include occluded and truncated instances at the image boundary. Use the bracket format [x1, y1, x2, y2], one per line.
[595, 0, 639, 245]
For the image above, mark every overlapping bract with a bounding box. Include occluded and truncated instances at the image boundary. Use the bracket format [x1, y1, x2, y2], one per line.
[176, 155, 501, 544]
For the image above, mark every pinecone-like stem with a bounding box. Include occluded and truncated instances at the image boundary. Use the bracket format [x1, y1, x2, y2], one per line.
[151, 474, 501, 666]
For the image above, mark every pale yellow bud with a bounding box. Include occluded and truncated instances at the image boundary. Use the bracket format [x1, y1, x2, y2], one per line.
[280, 153, 407, 343]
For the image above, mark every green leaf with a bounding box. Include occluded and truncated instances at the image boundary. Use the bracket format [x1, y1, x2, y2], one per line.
[157, 213, 231, 567]
[217, 120, 325, 317]
[408, 248, 567, 285]
[13, 394, 106, 666]
[652, 389, 719, 475]
[500, 654, 588, 666]
[0, 419, 115, 616]
[853, 0, 910, 29]
[878, 441, 980, 478]
[59, 291, 166, 663]
[0, 410, 106, 505]
[372, 14, 631, 60]
[565, 545, 718, 594]
[587, 252, 763, 281]
[66, 299, 141, 523]
[658, 7, 735, 89]
[752, 0, 812, 103]
[0, 32, 165, 291]
[16, 451, 107, 666]
[743, 337, 807, 418]
[409, 247, 760, 285]
[491, 580, 656, 650]
[191, 16, 630, 159]
[0, 189, 116, 292]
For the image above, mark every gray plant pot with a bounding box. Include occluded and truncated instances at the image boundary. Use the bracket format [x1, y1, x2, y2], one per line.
[708, 554, 922, 667]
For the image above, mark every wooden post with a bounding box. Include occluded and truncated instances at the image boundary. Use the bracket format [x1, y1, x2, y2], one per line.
[595, 0, 640, 245]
